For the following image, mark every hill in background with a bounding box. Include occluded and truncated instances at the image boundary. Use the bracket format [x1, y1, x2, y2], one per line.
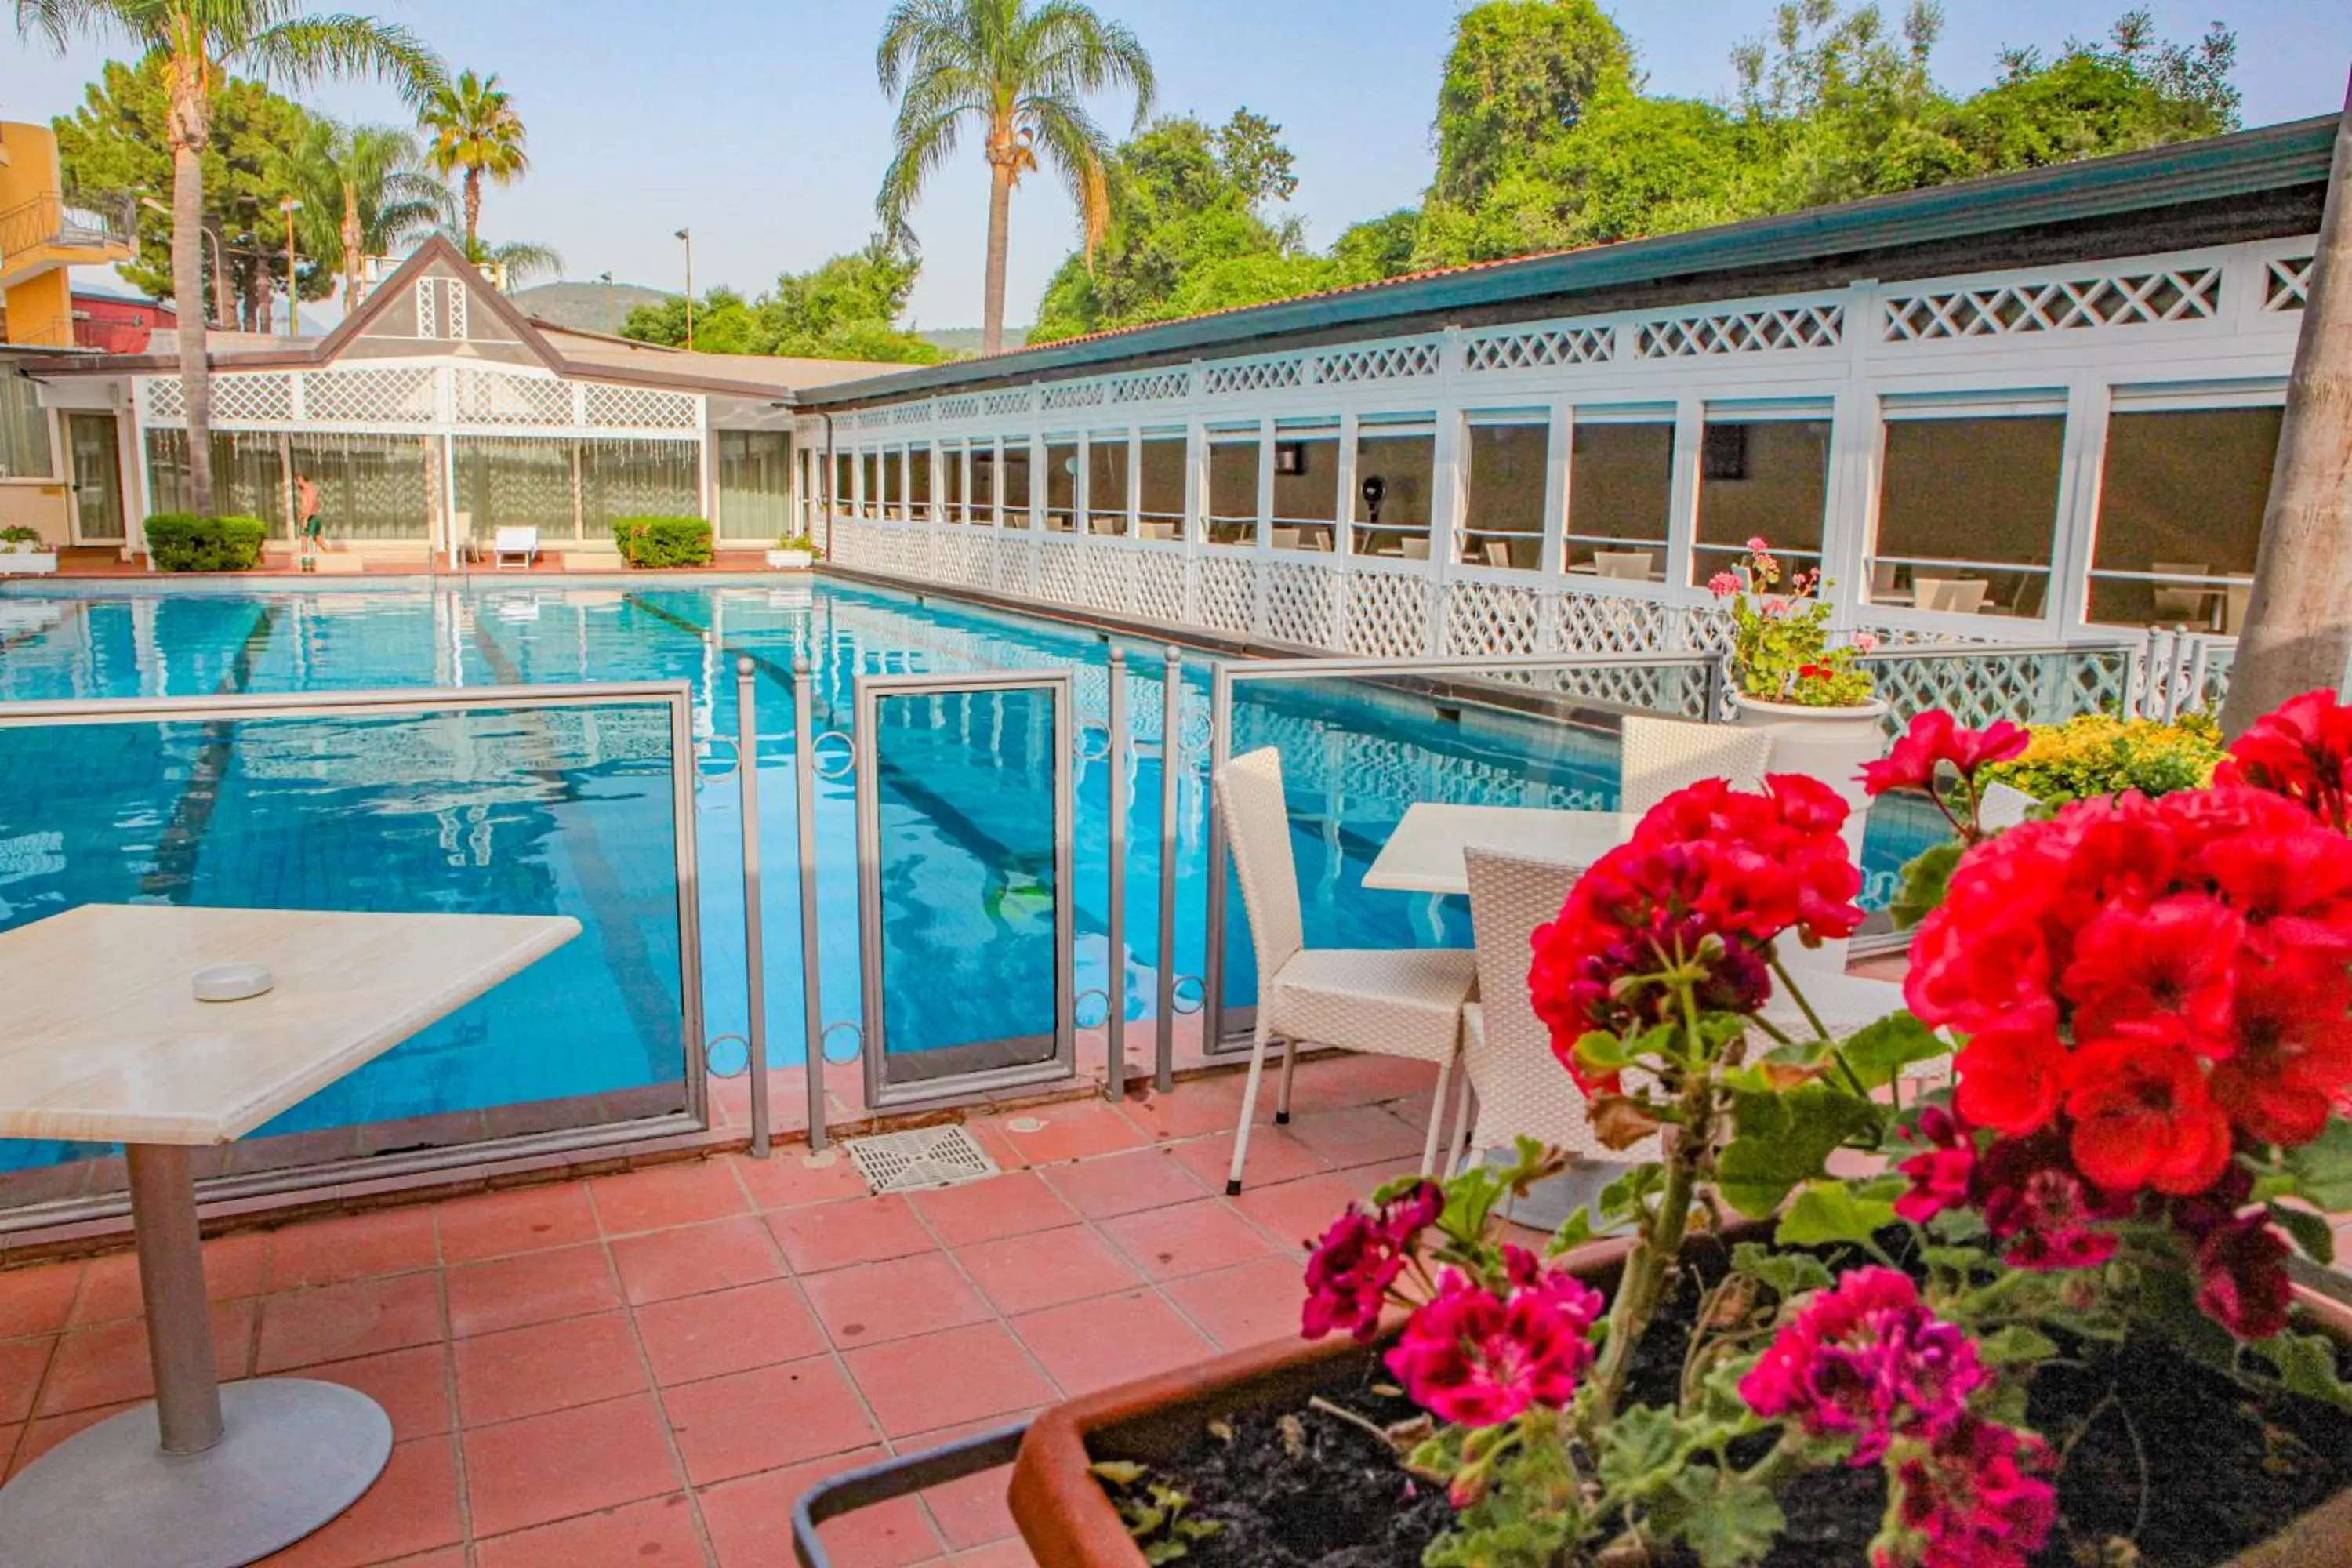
[919, 326, 1029, 355]
[511, 280, 673, 335]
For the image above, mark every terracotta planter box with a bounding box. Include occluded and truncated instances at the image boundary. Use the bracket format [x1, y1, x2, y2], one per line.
[1008, 1237, 2352, 1568]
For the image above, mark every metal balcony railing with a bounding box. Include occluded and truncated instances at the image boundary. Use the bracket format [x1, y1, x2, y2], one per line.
[0, 191, 132, 260]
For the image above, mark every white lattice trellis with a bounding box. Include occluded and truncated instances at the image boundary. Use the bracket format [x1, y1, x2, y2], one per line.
[1443, 579, 1542, 655]
[1341, 570, 1428, 658]
[141, 377, 186, 423]
[1134, 552, 1188, 625]
[982, 390, 1033, 416]
[938, 396, 982, 420]
[1083, 547, 1134, 615]
[1203, 356, 1305, 396]
[585, 383, 698, 430]
[1195, 557, 1257, 636]
[1882, 268, 2220, 341]
[452, 368, 574, 426]
[2263, 256, 2314, 312]
[1859, 648, 2129, 730]
[892, 402, 931, 426]
[1268, 561, 1343, 649]
[1109, 369, 1190, 404]
[1463, 326, 1613, 372]
[210, 372, 297, 423]
[1040, 381, 1106, 411]
[302, 367, 436, 424]
[1314, 341, 1442, 384]
[1638, 304, 1843, 358]
[1036, 539, 1086, 607]
[1555, 590, 1670, 655]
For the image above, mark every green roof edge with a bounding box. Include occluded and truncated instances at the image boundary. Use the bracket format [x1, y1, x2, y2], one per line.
[802, 114, 2337, 408]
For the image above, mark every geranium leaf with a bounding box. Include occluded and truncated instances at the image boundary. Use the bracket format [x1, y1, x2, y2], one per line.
[1730, 1240, 1834, 1300]
[2252, 1330, 2352, 1413]
[1774, 1180, 1899, 1247]
[1835, 1011, 1949, 1091]
[1548, 1207, 1597, 1257]
[1658, 1464, 1788, 1568]
[1889, 840, 1963, 930]
[1596, 1403, 1684, 1495]
[2268, 1203, 2336, 1266]
[1716, 1084, 1882, 1218]
[1976, 1324, 2059, 1367]
[2283, 1120, 2352, 1212]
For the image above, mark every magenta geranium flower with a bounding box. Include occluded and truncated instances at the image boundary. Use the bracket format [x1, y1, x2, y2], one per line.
[1885, 1416, 2056, 1568]
[1300, 1180, 1443, 1341]
[1739, 1268, 1987, 1464]
[1383, 1260, 1602, 1428]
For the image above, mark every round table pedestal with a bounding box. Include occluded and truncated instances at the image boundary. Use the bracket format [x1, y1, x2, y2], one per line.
[0, 1378, 392, 1568]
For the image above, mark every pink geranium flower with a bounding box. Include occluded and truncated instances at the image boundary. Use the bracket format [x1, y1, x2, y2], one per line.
[1739, 1268, 1986, 1464]
[1885, 1417, 2056, 1568]
[1384, 1258, 1602, 1427]
[1301, 1181, 1443, 1341]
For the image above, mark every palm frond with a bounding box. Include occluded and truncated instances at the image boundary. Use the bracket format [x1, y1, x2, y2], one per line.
[876, 108, 967, 239]
[245, 13, 446, 103]
[1023, 93, 1113, 260]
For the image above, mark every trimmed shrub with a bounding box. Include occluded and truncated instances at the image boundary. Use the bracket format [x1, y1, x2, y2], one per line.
[612, 516, 713, 569]
[0, 525, 41, 546]
[1985, 711, 2224, 804]
[146, 514, 268, 572]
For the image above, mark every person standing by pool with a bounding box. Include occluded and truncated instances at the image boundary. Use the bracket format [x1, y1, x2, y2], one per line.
[296, 472, 323, 570]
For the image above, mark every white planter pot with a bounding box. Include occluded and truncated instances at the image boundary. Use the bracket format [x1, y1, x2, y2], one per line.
[766, 549, 813, 571]
[1730, 691, 1889, 870]
[0, 546, 58, 576]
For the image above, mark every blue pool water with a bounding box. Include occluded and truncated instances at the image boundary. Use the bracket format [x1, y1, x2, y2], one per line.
[0, 579, 1941, 1179]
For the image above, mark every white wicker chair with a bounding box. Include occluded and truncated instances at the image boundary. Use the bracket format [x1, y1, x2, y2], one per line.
[1980, 781, 2040, 832]
[1620, 716, 1772, 816]
[1214, 748, 1477, 1192]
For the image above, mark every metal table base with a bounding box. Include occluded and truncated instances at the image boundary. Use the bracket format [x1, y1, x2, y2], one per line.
[0, 1145, 393, 1567]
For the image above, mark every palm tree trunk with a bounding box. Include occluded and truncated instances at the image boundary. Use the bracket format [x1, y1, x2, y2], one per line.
[207, 222, 235, 328]
[2221, 75, 2352, 735]
[170, 138, 213, 518]
[343, 182, 365, 314]
[982, 158, 1014, 356]
[464, 169, 482, 252]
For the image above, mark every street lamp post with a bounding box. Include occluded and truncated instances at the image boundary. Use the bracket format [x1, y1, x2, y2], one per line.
[674, 227, 693, 351]
[140, 197, 227, 325]
[280, 196, 303, 335]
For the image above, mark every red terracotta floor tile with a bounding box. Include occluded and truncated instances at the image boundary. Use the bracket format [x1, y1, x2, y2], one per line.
[432, 1182, 600, 1265]
[731, 1148, 871, 1210]
[635, 1278, 827, 1386]
[1226, 1173, 1367, 1254]
[261, 1435, 463, 1568]
[474, 1491, 706, 1568]
[1161, 1255, 1313, 1352]
[0, 1262, 82, 1339]
[71, 1232, 271, 1325]
[1098, 1199, 1281, 1282]
[1170, 1125, 1332, 1191]
[38, 1301, 254, 1417]
[702, 1447, 943, 1568]
[612, 1217, 786, 1305]
[267, 1208, 439, 1290]
[256, 1273, 446, 1374]
[768, 1193, 935, 1274]
[1281, 1052, 1440, 1114]
[909, 1171, 1077, 1248]
[1283, 1105, 1429, 1169]
[801, 1251, 991, 1349]
[300, 1342, 454, 1441]
[590, 1160, 753, 1236]
[844, 1322, 1056, 1439]
[661, 1352, 879, 1485]
[445, 1243, 622, 1338]
[0, 1335, 53, 1424]
[972, 1102, 1151, 1168]
[462, 1392, 682, 1539]
[1111, 1075, 1248, 1142]
[1036, 1147, 1212, 1220]
[903, 1414, 1038, 1551]
[947, 1541, 1040, 1568]
[953, 1226, 1142, 1317]
[1012, 1290, 1212, 1398]
[453, 1311, 648, 1427]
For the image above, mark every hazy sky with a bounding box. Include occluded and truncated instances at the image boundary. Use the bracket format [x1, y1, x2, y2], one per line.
[2, 2, 2342, 332]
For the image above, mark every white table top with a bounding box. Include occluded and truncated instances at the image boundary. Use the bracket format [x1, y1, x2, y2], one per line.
[0, 905, 580, 1147]
[1363, 804, 1637, 896]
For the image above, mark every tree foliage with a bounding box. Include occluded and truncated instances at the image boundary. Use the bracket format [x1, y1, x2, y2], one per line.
[621, 242, 946, 364]
[1430, 0, 1632, 206]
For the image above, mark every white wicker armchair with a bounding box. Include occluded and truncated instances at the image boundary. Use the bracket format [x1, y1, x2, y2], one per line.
[1214, 748, 1477, 1193]
[1620, 716, 1772, 816]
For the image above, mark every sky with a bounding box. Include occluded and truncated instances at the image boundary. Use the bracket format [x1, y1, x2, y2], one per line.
[1, 1, 2342, 333]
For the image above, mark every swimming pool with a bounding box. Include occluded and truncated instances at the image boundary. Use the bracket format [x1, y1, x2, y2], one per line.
[0, 579, 1940, 1187]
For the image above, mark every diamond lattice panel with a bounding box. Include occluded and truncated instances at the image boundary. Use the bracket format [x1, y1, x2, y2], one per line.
[982, 390, 1033, 417]
[141, 376, 186, 423]
[1109, 369, 1190, 404]
[586, 383, 697, 430]
[1341, 570, 1429, 659]
[1134, 553, 1188, 626]
[1083, 547, 1135, 615]
[1195, 557, 1258, 637]
[1267, 561, 1343, 650]
[1443, 579, 1542, 656]
[1638, 305, 1842, 358]
[1203, 357, 1304, 396]
[302, 367, 436, 425]
[1037, 539, 1086, 607]
[1555, 590, 1669, 655]
[1859, 648, 2129, 732]
[209, 373, 296, 424]
[453, 368, 574, 427]
[1314, 342, 1441, 384]
[1882, 268, 2220, 340]
[1041, 381, 1105, 411]
[938, 396, 982, 421]
[2264, 256, 2314, 312]
[1463, 326, 1613, 372]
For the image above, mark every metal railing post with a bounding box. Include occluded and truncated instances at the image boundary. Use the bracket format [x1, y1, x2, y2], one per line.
[792, 655, 829, 1153]
[734, 658, 771, 1158]
[1105, 649, 1130, 1100]
[1153, 645, 1181, 1093]
[1201, 665, 1234, 1054]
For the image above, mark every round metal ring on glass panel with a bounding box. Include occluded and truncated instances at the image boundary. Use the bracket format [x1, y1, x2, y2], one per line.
[698, 735, 741, 779]
[1073, 987, 1110, 1030]
[811, 729, 857, 780]
[1073, 722, 1112, 764]
[1171, 975, 1207, 1015]
[703, 1033, 750, 1078]
[819, 1019, 863, 1064]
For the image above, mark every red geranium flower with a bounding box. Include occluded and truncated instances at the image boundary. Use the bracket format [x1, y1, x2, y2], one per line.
[1861, 710, 2030, 797]
[2059, 895, 2242, 1052]
[1950, 1018, 2069, 1138]
[2217, 688, 2352, 832]
[2063, 1039, 2233, 1196]
[1973, 1134, 2132, 1272]
[1886, 1417, 2057, 1568]
[1893, 1108, 1977, 1226]
[2210, 953, 2352, 1147]
[2194, 1212, 2295, 1341]
[1384, 1261, 1602, 1427]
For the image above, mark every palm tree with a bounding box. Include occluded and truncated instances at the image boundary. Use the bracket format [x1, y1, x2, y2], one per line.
[281, 120, 443, 313]
[2220, 78, 2352, 734]
[419, 70, 528, 254]
[454, 232, 564, 290]
[876, 0, 1153, 354]
[15, 0, 442, 517]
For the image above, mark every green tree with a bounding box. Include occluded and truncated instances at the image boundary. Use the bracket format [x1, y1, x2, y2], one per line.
[419, 69, 526, 252]
[621, 243, 946, 364]
[16, 0, 442, 516]
[1431, 0, 1632, 206]
[1330, 208, 1421, 282]
[1952, 13, 2238, 170]
[278, 119, 441, 311]
[874, 0, 1155, 354]
[459, 233, 562, 289]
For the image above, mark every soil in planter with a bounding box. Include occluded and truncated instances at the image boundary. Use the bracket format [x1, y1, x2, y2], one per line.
[1140, 1245, 2352, 1567]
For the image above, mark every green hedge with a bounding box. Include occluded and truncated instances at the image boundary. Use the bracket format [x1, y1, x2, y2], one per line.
[145, 514, 268, 572]
[612, 516, 713, 569]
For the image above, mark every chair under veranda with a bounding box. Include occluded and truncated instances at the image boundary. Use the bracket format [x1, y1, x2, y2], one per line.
[1595, 549, 1654, 581]
[1214, 746, 1478, 1193]
[1619, 715, 1773, 816]
[2151, 561, 2212, 626]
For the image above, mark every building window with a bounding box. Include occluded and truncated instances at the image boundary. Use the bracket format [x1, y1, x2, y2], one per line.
[2089, 405, 2279, 631]
[971, 442, 1000, 526]
[940, 443, 966, 523]
[1086, 434, 1129, 535]
[906, 441, 933, 521]
[1693, 411, 1831, 585]
[859, 451, 881, 518]
[717, 430, 791, 540]
[1138, 433, 1186, 542]
[880, 447, 905, 520]
[0, 368, 53, 480]
[1271, 426, 1339, 552]
[1566, 417, 1672, 576]
[833, 452, 854, 518]
[1206, 433, 1258, 546]
[291, 432, 437, 541]
[1872, 407, 2067, 617]
[1462, 421, 1547, 571]
[1043, 440, 1078, 531]
[1352, 423, 1435, 558]
[1001, 441, 1032, 528]
[145, 430, 286, 530]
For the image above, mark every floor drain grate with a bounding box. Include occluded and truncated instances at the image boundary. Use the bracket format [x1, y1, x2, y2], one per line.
[843, 1124, 1000, 1196]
